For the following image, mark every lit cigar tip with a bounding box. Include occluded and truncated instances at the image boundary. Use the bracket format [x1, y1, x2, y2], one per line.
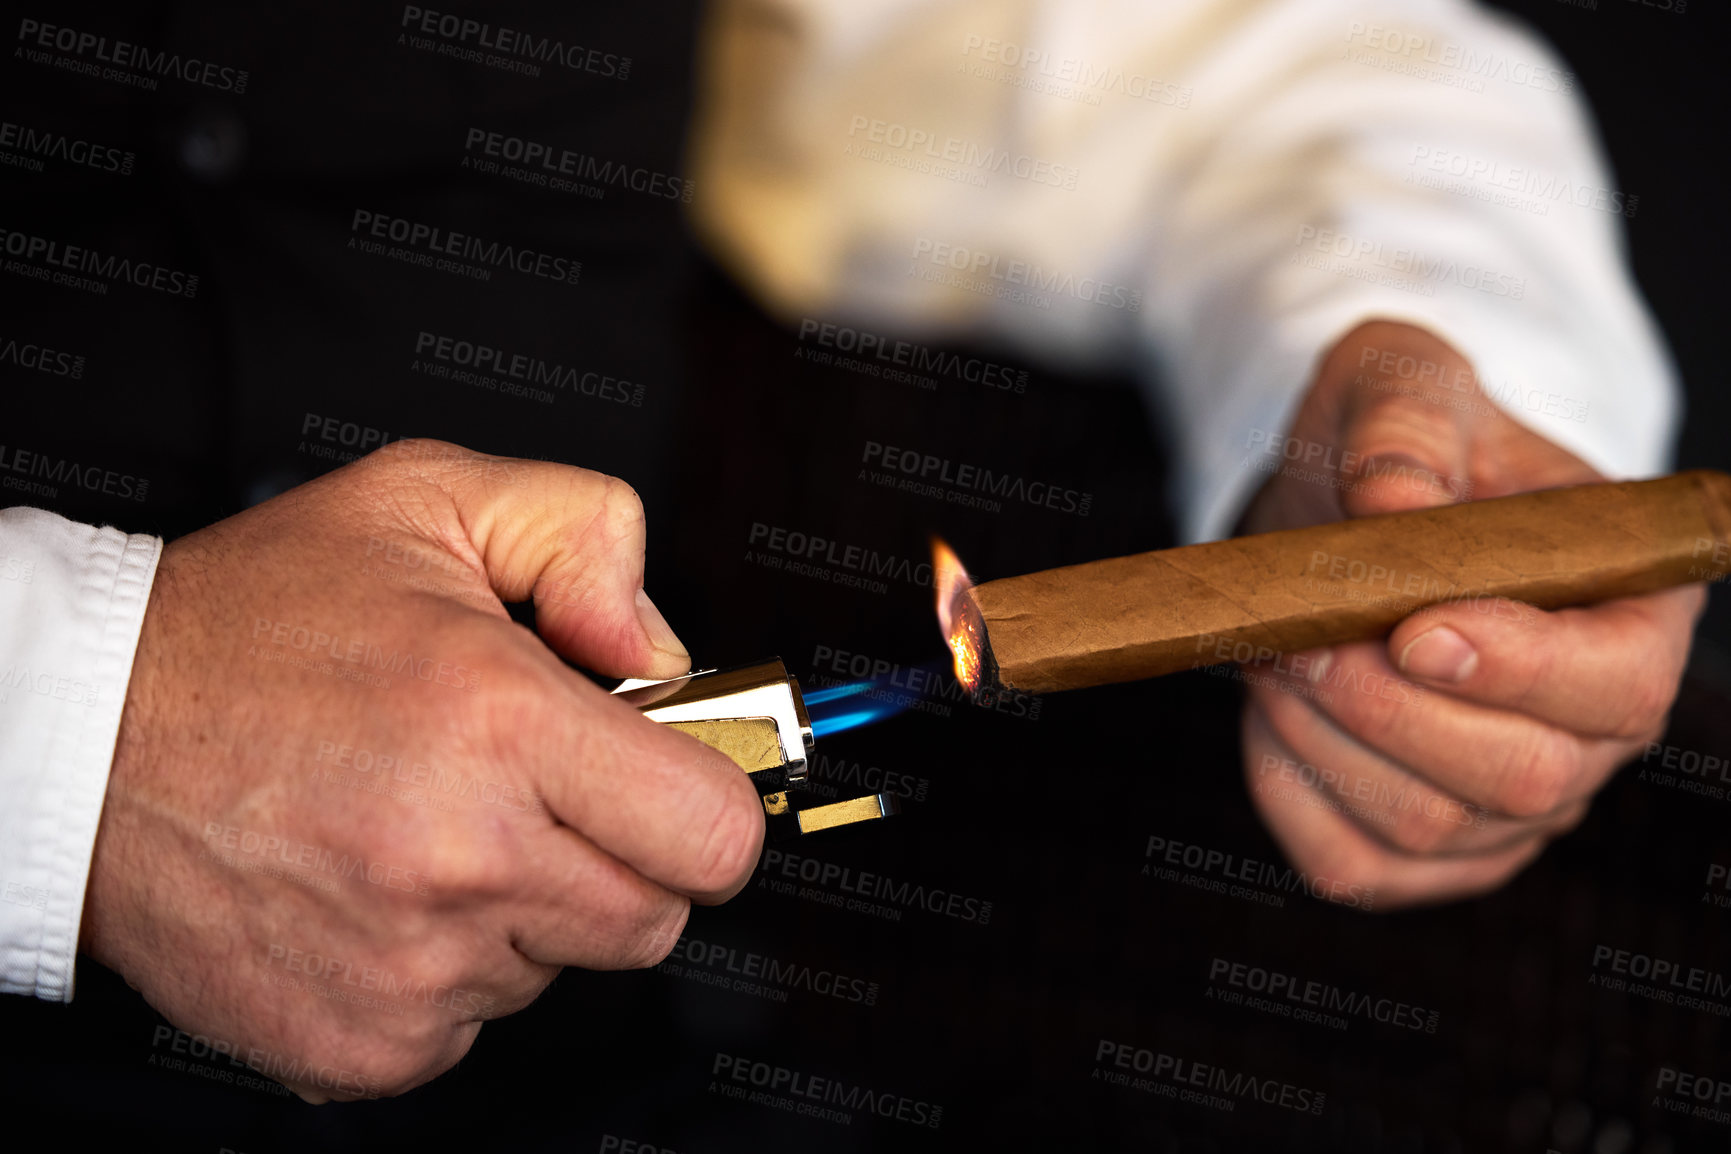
[932, 537, 983, 694]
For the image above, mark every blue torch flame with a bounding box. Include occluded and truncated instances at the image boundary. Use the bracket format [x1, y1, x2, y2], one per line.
[804, 666, 945, 737]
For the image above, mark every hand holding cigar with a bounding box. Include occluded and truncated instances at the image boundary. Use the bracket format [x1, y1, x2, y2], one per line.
[944, 323, 1714, 909]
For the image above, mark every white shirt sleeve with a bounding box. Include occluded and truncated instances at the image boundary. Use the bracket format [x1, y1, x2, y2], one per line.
[0, 506, 161, 1001]
[687, 0, 1676, 542]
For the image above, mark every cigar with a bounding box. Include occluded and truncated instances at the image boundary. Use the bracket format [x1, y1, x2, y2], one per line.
[944, 471, 1731, 696]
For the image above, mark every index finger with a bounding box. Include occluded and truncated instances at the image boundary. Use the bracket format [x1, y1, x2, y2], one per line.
[501, 644, 767, 904]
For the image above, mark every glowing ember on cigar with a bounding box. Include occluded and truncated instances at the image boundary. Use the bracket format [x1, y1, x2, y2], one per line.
[932, 537, 984, 695]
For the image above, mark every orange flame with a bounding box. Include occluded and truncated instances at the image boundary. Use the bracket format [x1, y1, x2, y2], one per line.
[932, 537, 982, 694]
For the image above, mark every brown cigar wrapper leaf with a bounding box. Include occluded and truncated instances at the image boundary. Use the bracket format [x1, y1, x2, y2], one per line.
[966, 471, 1731, 695]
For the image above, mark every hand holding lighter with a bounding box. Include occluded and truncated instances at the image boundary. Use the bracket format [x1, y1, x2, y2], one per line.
[614, 659, 898, 838]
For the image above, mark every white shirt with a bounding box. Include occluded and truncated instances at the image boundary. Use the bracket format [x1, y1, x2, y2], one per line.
[1, 0, 1672, 999]
[686, 0, 1675, 541]
[0, 508, 159, 1000]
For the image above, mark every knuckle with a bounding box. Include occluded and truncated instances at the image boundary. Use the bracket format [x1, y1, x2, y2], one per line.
[469, 652, 561, 763]
[1490, 730, 1578, 819]
[435, 826, 519, 899]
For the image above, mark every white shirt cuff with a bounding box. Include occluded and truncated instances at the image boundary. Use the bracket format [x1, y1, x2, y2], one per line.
[0, 507, 161, 1001]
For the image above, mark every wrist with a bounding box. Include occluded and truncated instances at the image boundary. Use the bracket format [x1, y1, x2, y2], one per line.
[79, 539, 190, 965]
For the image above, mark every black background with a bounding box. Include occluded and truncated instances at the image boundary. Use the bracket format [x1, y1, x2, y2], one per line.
[2, 1, 1728, 1150]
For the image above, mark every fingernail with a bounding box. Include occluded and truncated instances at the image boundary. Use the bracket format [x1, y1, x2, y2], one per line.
[635, 588, 688, 659]
[1398, 626, 1478, 683]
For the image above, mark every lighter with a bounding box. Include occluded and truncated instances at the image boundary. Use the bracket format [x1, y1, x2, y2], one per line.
[612, 658, 898, 838]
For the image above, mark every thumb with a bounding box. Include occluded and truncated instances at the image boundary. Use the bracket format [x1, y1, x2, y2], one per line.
[1333, 345, 1476, 519]
[398, 441, 691, 680]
